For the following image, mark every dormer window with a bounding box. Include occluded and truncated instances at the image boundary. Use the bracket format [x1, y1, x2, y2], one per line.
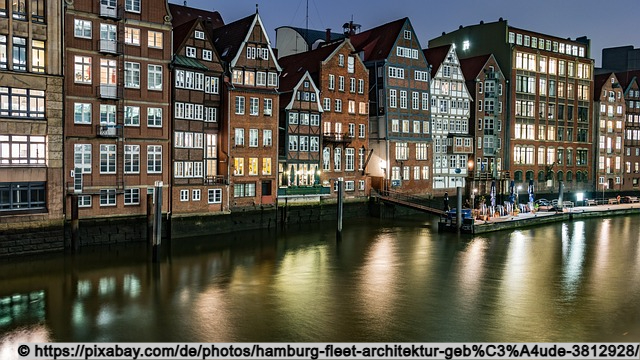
[186, 47, 196, 58]
[403, 30, 411, 40]
[195, 30, 205, 40]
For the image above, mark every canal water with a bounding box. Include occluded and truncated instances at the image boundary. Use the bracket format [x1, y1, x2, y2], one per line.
[1, 215, 639, 345]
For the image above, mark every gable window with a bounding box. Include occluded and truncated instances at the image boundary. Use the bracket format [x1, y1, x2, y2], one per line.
[202, 49, 212, 61]
[338, 54, 344, 66]
[186, 47, 196, 58]
[194, 30, 205, 40]
[403, 30, 411, 40]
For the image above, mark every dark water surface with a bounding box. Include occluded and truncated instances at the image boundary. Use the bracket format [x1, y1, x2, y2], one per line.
[1, 215, 639, 345]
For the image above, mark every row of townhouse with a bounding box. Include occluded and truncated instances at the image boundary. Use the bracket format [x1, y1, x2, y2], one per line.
[5, 1, 640, 231]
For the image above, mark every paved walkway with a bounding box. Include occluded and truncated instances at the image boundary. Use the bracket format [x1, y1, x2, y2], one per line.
[475, 201, 640, 225]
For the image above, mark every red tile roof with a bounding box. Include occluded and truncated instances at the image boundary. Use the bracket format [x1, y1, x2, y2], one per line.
[349, 18, 407, 62]
[422, 45, 450, 77]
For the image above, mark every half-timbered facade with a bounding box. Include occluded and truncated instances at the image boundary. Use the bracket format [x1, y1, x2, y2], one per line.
[212, 11, 280, 209]
[169, 8, 226, 214]
[424, 45, 472, 193]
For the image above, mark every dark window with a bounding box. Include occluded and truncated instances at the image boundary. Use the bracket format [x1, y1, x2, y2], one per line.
[566, 171, 573, 182]
[261, 180, 271, 196]
[526, 170, 533, 181]
[577, 128, 588, 142]
[576, 171, 582, 182]
[0, 182, 46, 211]
[0, 0, 6, 16]
[538, 171, 545, 182]
[557, 171, 564, 182]
[514, 170, 523, 182]
[582, 171, 588, 183]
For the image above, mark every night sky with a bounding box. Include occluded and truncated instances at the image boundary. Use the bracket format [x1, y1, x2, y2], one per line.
[169, 0, 638, 67]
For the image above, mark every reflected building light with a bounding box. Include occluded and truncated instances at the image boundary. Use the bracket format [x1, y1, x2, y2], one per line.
[458, 240, 485, 304]
[77, 280, 92, 298]
[123, 274, 141, 299]
[562, 221, 586, 296]
[98, 277, 116, 297]
[96, 305, 115, 326]
[0, 324, 51, 360]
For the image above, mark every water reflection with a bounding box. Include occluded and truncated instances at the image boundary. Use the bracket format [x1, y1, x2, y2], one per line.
[0, 217, 639, 343]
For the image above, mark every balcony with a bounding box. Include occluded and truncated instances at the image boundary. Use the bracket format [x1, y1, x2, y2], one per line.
[99, 4, 120, 19]
[98, 84, 120, 99]
[96, 124, 120, 138]
[277, 186, 331, 197]
[99, 39, 119, 54]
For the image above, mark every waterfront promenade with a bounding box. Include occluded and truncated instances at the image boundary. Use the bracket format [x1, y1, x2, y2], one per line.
[472, 200, 640, 234]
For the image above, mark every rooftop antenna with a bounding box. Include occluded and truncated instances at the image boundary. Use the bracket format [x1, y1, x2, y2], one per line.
[305, 0, 309, 45]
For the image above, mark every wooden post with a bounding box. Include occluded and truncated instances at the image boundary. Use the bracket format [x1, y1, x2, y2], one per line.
[336, 178, 344, 240]
[456, 186, 463, 232]
[70, 195, 79, 252]
[147, 192, 153, 246]
[152, 181, 163, 262]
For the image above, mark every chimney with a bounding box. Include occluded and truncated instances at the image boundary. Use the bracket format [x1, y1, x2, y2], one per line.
[326, 28, 331, 42]
[183, 1, 186, 6]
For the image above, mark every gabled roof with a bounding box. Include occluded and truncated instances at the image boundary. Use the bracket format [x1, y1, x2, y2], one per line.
[211, 13, 255, 62]
[276, 26, 345, 47]
[172, 18, 198, 50]
[211, 13, 281, 71]
[594, 73, 615, 98]
[278, 41, 343, 89]
[615, 70, 640, 93]
[169, 3, 224, 31]
[423, 44, 451, 77]
[349, 18, 407, 62]
[459, 54, 493, 81]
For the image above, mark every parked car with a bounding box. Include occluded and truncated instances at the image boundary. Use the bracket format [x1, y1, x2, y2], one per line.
[534, 199, 554, 211]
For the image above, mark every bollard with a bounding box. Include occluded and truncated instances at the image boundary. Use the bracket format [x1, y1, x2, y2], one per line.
[71, 195, 79, 253]
[456, 186, 463, 232]
[152, 181, 163, 262]
[147, 192, 153, 246]
[336, 178, 344, 240]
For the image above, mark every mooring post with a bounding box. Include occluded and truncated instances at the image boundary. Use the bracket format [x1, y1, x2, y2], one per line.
[152, 181, 163, 262]
[337, 177, 344, 240]
[71, 194, 79, 253]
[456, 186, 463, 232]
[147, 191, 153, 246]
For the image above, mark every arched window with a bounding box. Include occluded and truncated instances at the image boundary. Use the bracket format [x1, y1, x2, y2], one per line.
[566, 170, 573, 182]
[557, 171, 564, 182]
[526, 170, 534, 181]
[576, 171, 582, 182]
[538, 170, 545, 182]
[514, 170, 523, 182]
[583, 171, 588, 182]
